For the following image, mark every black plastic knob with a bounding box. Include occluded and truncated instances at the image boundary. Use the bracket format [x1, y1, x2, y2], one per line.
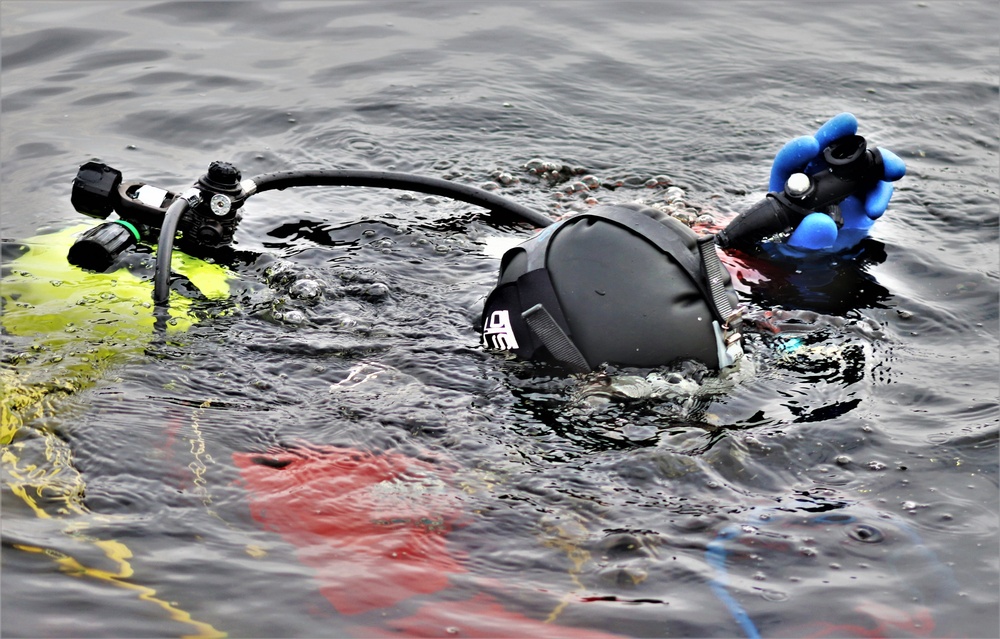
[206, 161, 241, 187]
[67, 221, 138, 271]
[72, 162, 123, 219]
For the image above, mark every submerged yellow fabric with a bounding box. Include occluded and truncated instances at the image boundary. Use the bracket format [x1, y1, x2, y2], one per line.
[1, 224, 232, 637]
[2, 222, 235, 444]
[2, 223, 230, 338]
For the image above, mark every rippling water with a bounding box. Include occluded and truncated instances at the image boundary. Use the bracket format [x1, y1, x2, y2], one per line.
[2, 2, 997, 638]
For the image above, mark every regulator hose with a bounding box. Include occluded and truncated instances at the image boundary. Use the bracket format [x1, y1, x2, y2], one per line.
[153, 195, 190, 305]
[247, 169, 555, 229]
[151, 168, 553, 311]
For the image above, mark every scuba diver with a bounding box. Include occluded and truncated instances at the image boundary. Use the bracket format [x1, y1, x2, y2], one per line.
[3, 111, 905, 373]
[1, 112, 910, 637]
[481, 111, 905, 374]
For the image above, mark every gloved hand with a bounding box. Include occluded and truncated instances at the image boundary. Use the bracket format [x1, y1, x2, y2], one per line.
[768, 112, 906, 253]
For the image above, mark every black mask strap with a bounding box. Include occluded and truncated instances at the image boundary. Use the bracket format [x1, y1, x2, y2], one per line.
[521, 303, 590, 373]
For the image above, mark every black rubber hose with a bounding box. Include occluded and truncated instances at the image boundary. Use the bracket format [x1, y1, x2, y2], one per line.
[153, 196, 189, 305]
[249, 169, 554, 228]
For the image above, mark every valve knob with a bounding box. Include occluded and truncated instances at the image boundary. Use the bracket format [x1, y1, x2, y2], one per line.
[206, 161, 241, 187]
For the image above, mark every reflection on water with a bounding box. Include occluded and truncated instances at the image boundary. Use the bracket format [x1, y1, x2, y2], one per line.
[2, 1, 998, 638]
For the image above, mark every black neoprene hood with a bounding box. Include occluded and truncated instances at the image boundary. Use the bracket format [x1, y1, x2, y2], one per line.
[482, 204, 742, 372]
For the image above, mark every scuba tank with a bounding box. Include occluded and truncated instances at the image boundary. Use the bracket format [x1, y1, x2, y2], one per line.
[2, 224, 232, 337]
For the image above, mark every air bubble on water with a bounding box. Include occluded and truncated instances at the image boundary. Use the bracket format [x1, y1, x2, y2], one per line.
[366, 282, 390, 299]
[672, 211, 695, 225]
[759, 588, 788, 602]
[493, 171, 515, 185]
[664, 186, 684, 202]
[334, 313, 358, 328]
[524, 158, 545, 172]
[848, 524, 884, 543]
[289, 279, 322, 300]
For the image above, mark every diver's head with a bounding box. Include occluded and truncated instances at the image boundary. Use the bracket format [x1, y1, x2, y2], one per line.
[481, 203, 742, 373]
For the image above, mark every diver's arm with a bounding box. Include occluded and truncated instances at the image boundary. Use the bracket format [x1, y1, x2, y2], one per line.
[716, 113, 906, 253]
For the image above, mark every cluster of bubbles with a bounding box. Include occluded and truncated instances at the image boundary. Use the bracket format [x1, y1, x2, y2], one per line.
[260, 258, 390, 328]
[571, 353, 756, 414]
[476, 157, 715, 226]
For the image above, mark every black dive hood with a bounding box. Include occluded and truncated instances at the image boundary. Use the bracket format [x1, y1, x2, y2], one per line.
[66, 132, 885, 372]
[482, 204, 743, 373]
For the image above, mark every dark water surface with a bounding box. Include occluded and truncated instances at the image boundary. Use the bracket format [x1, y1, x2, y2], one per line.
[2, 2, 997, 638]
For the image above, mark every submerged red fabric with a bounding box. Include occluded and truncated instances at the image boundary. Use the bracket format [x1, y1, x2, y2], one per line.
[233, 445, 627, 638]
[233, 446, 466, 615]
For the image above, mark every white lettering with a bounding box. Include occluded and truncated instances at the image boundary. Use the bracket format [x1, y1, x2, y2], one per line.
[484, 310, 519, 350]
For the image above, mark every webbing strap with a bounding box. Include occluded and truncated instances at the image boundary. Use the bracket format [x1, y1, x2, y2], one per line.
[699, 235, 744, 368]
[522, 304, 591, 373]
[698, 235, 734, 321]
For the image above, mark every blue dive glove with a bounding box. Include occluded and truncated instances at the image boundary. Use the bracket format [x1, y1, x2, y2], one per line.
[769, 113, 906, 253]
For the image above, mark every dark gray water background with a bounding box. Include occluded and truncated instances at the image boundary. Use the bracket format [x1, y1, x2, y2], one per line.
[2, 1, 998, 637]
